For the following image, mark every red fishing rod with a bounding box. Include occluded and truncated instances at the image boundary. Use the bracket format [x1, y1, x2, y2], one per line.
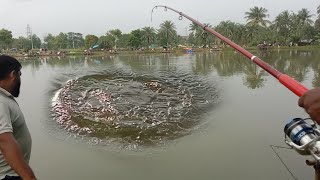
[152, 5, 308, 97]
[153, 6, 320, 178]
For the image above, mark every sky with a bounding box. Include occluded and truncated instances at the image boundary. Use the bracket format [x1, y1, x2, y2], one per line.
[0, 0, 319, 39]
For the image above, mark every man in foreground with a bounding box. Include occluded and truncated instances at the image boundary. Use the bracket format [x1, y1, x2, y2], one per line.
[0, 55, 36, 180]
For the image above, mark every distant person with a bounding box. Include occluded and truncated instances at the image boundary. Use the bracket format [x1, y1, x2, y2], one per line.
[299, 88, 320, 125]
[0, 55, 37, 180]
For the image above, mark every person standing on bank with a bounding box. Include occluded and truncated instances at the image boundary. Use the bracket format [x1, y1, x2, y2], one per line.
[0, 55, 37, 180]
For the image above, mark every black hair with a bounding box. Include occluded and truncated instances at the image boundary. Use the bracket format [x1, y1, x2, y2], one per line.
[0, 55, 22, 80]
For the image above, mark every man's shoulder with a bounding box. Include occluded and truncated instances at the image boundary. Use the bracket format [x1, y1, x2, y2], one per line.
[0, 92, 11, 102]
[0, 96, 20, 115]
[0, 96, 12, 107]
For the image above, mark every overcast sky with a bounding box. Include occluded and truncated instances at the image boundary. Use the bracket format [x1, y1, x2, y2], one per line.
[0, 0, 319, 39]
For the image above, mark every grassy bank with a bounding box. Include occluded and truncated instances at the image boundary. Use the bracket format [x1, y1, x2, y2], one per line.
[2, 45, 319, 58]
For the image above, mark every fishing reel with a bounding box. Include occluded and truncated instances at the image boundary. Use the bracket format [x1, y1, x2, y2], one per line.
[284, 118, 320, 161]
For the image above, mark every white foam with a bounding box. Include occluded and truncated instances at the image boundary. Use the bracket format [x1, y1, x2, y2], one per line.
[51, 88, 62, 107]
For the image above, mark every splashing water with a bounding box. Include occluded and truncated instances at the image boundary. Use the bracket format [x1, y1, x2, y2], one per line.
[51, 72, 219, 147]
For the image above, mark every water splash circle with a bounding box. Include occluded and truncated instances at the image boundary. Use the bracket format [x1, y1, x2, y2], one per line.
[51, 71, 219, 147]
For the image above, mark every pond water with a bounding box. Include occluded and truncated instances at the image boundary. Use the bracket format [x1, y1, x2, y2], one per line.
[18, 49, 320, 179]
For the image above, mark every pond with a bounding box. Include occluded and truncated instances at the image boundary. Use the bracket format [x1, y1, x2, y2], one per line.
[18, 49, 320, 179]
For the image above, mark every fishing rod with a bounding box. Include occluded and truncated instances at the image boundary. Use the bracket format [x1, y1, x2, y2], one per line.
[152, 5, 308, 97]
[152, 5, 320, 178]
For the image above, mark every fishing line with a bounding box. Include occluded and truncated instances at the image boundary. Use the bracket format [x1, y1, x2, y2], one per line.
[270, 145, 297, 180]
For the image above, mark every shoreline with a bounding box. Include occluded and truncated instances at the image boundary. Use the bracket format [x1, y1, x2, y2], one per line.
[2, 45, 319, 58]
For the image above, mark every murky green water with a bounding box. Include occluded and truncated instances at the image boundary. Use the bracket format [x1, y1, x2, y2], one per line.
[18, 50, 320, 179]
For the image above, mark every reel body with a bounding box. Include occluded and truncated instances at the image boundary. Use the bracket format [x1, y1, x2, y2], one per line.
[285, 118, 320, 160]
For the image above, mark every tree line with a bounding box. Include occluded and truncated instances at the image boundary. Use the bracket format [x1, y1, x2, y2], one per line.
[0, 6, 320, 51]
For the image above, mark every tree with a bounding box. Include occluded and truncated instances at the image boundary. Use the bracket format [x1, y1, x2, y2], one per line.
[106, 29, 122, 49]
[84, 35, 98, 48]
[215, 21, 246, 44]
[141, 27, 156, 49]
[55, 33, 68, 49]
[245, 7, 271, 27]
[274, 10, 291, 43]
[289, 13, 303, 42]
[44, 34, 55, 49]
[13, 35, 41, 50]
[297, 8, 314, 26]
[243, 65, 266, 89]
[12, 37, 29, 50]
[67, 32, 84, 49]
[75, 33, 85, 48]
[117, 33, 130, 49]
[315, 6, 320, 32]
[200, 23, 214, 47]
[0, 29, 13, 49]
[189, 23, 200, 35]
[158, 20, 177, 48]
[98, 35, 114, 49]
[188, 23, 201, 46]
[315, 19, 320, 32]
[128, 29, 143, 48]
[108, 29, 122, 39]
[188, 22, 214, 47]
[31, 34, 42, 49]
[288, 9, 315, 42]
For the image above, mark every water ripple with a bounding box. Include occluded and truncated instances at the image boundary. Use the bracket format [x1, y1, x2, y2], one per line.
[51, 69, 219, 148]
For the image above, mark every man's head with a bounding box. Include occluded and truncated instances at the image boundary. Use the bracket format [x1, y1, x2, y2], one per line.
[0, 55, 22, 97]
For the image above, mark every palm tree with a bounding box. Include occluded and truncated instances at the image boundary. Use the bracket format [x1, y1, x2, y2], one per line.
[289, 13, 303, 41]
[188, 23, 214, 47]
[297, 8, 314, 26]
[215, 21, 234, 38]
[245, 6, 271, 27]
[188, 23, 201, 46]
[201, 23, 214, 47]
[215, 21, 246, 43]
[315, 18, 320, 32]
[274, 10, 291, 43]
[316, 5, 320, 32]
[287, 9, 314, 43]
[243, 64, 266, 89]
[189, 23, 202, 35]
[141, 27, 156, 49]
[158, 20, 177, 48]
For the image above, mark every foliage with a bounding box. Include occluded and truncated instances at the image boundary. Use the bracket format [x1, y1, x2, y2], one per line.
[2, 5, 320, 50]
[67, 32, 84, 49]
[0, 29, 13, 49]
[117, 34, 131, 49]
[245, 6, 271, 27]
[128, 29, 143, 48]
[158, 20, 177, 47]
[141, 27, 156, 48]
[12, 34, 41, 50]
[84, 35, 98, 48]
[98, 35, 114, 49]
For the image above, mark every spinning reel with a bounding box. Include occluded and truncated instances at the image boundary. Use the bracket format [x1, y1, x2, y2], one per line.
[285, 118, 320, 161]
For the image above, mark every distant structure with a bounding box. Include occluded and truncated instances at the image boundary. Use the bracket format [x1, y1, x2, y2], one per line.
[298, 39, 314, 46]
[26, 24, 34, 49]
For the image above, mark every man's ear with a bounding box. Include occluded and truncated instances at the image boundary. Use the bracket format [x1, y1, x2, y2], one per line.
[9, 71, 15, 79]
